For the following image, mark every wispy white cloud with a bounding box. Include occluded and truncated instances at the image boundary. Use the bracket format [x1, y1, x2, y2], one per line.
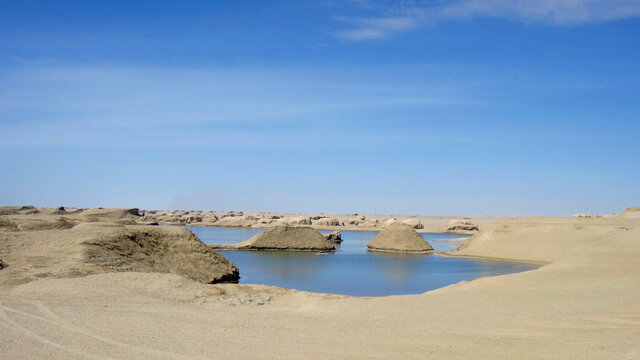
[336, 0, 640, 40]
[0, 63, 494, 149]
[438, 0, 640, 24]
[336, 16, 418, 40]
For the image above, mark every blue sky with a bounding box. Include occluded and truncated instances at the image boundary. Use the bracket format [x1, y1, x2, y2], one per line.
[1, 0, 639, 216]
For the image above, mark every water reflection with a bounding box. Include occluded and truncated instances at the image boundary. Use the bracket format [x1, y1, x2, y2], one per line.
[235, 251, 322, 280]
[371, 252, 429, 281]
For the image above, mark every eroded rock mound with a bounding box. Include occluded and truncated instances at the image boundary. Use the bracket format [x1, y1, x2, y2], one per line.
[573, 214, 602, 218]
[367, 222, 433, 253]
[213, 216, 258, 227]
[225, 225, 335, 251]
[346, 215, 365, 225]
[313, 217, 341, 226]
[401, 218, 424, 229]
[83, 225, 239, 283]
[446, 219, 479, 232]
[324, 231, 342, 243]
[0, 259, 7, 270]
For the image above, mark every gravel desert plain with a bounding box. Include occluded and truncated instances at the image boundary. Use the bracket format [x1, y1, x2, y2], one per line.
[1, 205, 639, 359]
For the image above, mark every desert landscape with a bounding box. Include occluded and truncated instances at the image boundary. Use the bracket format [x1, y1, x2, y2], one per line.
[1, 205, 639, 359]
[3, 1, 639, 358]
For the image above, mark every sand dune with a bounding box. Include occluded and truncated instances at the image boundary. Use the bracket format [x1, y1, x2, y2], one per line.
[1, 207, 640, 359]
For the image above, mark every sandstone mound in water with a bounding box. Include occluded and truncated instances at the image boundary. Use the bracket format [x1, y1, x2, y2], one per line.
[367, 222, 433, 253]
[220, 225, 335, 251]
[84, 225, 239, 283]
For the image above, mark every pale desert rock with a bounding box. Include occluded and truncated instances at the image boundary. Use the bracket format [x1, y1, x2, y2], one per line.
[288, 216, 312, 225]
[446, 219, 479, 232]
[256, 218, 274, 225]
[573, 214, 602, 218]
[202, 214, 219, 224]
[382, 218, 397, 226]
[274, 216, 312, 226]
[180, 214, 203, 224]
[313, 217, 341, 226]
[346, 215, 365, 225]
[401, 218, 424, 229]
[360, 219, 380, 227]
[213, 216, 259, 227]
[367, 222, 433, 253]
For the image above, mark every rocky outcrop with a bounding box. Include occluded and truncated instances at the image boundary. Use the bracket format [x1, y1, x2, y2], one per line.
[283, 216, 312, 225]
[313, 217, 341, 226]
[367, 222, 433, 253]
[213, 216, 258, 227]
[360, 219, 380, 228]
[401, 218, 424, 229]
[382, 218, 397, 226]
[213, 225, 335, 251]
[0, 259, 6, 270]
[324, 231, 342, 243]
[346, 215, 365, 225]
[181, 214, 203, 224]
[202, 214, 219, 224]
[573, 214, 602, 218]
[446, 219, 479, 232]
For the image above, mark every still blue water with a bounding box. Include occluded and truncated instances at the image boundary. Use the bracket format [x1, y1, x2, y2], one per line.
[184, 226, 539, 297]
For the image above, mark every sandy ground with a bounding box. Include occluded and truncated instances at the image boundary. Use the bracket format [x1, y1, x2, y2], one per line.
[1, 210, 640, 359]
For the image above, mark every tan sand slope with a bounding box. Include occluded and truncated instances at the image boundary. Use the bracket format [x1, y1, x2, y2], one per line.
[211, 225, 335, 251]
[367, 222, 434, 252]
[616, 206, 640, 219]
[0, 220, 239, 286]
[1, 207, 640, 359]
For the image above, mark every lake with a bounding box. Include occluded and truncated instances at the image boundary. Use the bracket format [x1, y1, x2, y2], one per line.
[185, 226, 539, 297]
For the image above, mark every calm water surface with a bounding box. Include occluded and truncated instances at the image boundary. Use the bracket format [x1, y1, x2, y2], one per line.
[185, 226, 538, 297]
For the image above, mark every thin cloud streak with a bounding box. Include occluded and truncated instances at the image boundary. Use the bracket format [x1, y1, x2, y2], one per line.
[336, 0, 640, 40]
